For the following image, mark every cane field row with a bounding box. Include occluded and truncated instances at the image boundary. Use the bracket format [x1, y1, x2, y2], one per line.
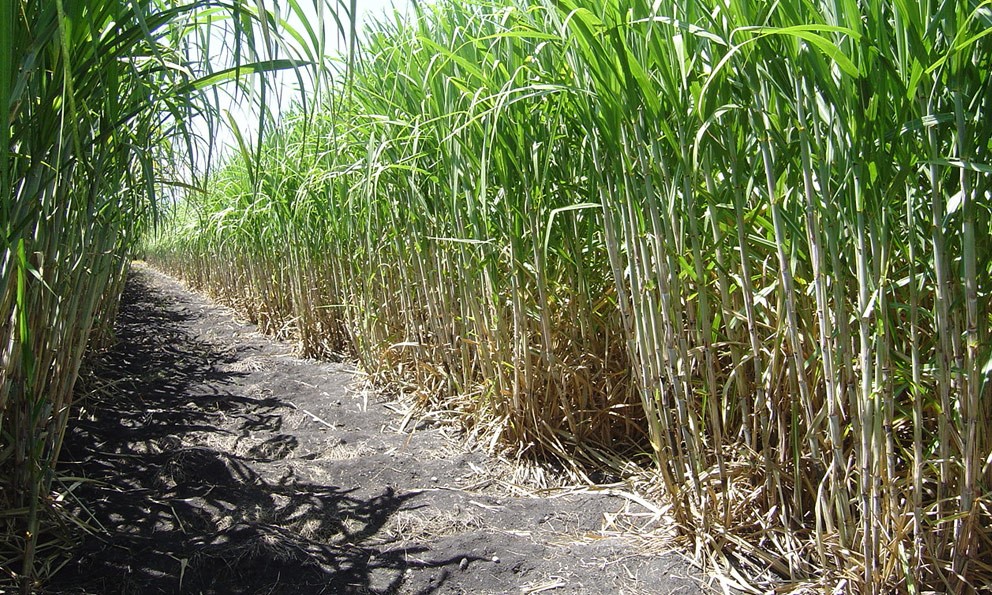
[146, 0, 992, 591]
[4, 0, 992, 592]
[0, 0, 347, 591]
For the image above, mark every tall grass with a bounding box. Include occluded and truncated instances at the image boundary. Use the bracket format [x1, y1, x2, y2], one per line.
[147, 0, 992, 591]
[0, 1, 332, 590]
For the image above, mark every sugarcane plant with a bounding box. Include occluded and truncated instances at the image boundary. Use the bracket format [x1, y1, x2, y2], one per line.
[0, 0, 341, 591]
[145, 0, 992, 591]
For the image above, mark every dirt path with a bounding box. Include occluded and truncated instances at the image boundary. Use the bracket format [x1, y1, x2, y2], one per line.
[48, 265, 707, 594]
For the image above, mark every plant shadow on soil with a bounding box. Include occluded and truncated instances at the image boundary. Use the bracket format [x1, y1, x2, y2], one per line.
[46, 273, 466, 594]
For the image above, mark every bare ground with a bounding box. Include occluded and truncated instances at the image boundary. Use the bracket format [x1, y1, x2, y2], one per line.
[45, 265, 711, 594]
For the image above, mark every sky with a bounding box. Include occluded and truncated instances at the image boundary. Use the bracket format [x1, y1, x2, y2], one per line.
[275, 0, 415, 114]
[188, 0, 413, 173]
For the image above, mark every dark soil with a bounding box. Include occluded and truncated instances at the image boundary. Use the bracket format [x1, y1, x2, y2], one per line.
[45, 265, 709, 594]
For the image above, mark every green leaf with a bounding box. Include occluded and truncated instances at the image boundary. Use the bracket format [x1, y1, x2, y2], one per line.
[188, 59, 313, 90]
[752, 25, 862, 78]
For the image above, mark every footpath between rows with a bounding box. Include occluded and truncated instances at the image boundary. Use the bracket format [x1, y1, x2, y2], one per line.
[48, 265, 708, 594]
